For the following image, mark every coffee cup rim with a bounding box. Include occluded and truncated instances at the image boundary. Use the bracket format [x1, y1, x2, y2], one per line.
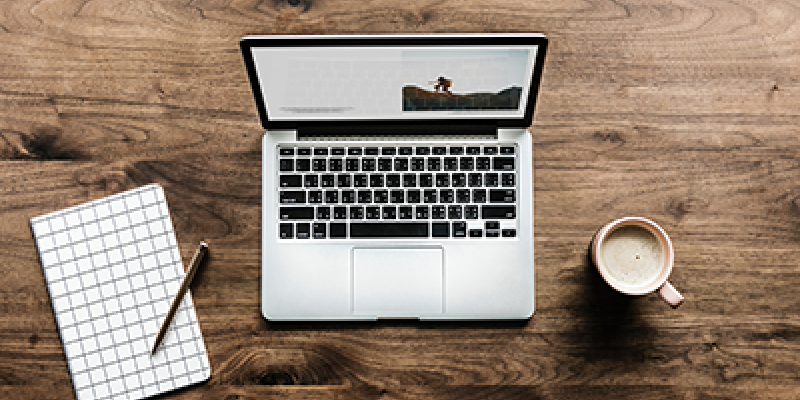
[591, 217, 674, 295]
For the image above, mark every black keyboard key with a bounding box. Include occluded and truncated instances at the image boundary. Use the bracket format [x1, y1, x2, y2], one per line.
[308, 191, 322, 204]
[468, 173, 482, 187]
[416, 147, 430, 155]
[423, 190, 437, 203]
[317, 206, 331, 220]
[403, 174, 417, 187]
[432, 206, 446, 219]
[420, 174, 433, 187]
[280, 159, 293, 172]
[444, 157, 458, 171]
[502, 173, 515, 187]
[331, 147, 345, 156]
[485, 221, 500, 230]
[279, 207, 314, 220]
[382, 147, 396, 155]
[370, 174, 384, 187]
[500, 146, 515, 155]
[473, 189, 487, 203]
[435, 173, 450, 187]
[457, 189, 470, 203]
[427, 157, 441, 171]
[469, 229, 483, 238]
[374, 190, 388, 203]
[350, 223, 429, 238]
[452, 173, 466, 187]
[399, 147, 413, 155]
[362, 158, 376, 171]
[297, 148, 311, 156]
[465, 205, 479, 219]
[476, 157, 490, 171]
[432, 222, 449, 238]
[394, 158, 409, 171]
[337, 174, 351, 187]
[378, 158, 392, 171]
[325, 190, 339, 203]
[490, 189, 515, 203]
[486, 230, 500, 238]
[280, 175, 302, 188]
[330, 223, 347, 238]
[448, 205, 462, 219]
[450, 146, 464, 155]
[342, 190, 355, 203]
[466, 147, 480, 155]
[313, 223, 326, 239]
[502, 229, 517, 237]
[433, 147, 447, 155]
[439, 189, 454, 203]
[350, 206, 363, 219]
[279, 148, 294, 156]
[411, 158, 425, 171]
[357, 190, 372, 204]
[382, 188, 398, 203]
[329, 159, 343, 172]
[279, 223, 293, 238]
[482, 206, 516, 219]
[348, 147, 362, 155]
[399, 206, 413, 219]
[346, 158, 359, 172]
[460, 157, 474, 171]
[452, 222, 467, 237]
[493, 157, 515, 171]
[365, 147, 379, 155]
[407, 190, 421, 203]
[354, 174, 368, 187]
[483, 147, 498, 155]
[382, 206, 397, 219]
[485, 173, 499, 187]
[416, 206, 429, 219]
[386, 174, 401, 187]
[280, 191, 305, 204]
[296, 223, 310, 239]
[365, 207, 380, 219]
[304, 175, 319, 187]
[296, 159, 311, 172]
[321, 175, 335, 187]
[334, 207, 347, 219]
[314, 148, 328, 156]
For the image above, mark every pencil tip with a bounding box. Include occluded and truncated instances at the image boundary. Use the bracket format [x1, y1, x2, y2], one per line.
[200, 240, 209, 248]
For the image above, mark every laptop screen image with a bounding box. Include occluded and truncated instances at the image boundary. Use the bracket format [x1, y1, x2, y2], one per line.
[250, 46, 540, 121]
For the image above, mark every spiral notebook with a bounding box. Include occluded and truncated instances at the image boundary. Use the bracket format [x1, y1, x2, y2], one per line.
[31, 184, 211, 400]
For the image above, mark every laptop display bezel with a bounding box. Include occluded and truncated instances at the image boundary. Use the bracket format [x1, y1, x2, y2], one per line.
[240, 34, 548, 130]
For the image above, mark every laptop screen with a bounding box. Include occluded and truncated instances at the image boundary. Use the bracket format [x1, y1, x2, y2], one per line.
[250, 45, 539, 122]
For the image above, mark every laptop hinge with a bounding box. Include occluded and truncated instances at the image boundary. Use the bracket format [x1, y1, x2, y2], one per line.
[297, 123, 496, 138]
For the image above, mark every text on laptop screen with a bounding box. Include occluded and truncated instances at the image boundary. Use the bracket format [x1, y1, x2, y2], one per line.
[251, 46, 539, 121]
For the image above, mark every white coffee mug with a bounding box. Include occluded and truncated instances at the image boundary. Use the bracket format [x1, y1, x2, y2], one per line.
[591, 217, 683, 307]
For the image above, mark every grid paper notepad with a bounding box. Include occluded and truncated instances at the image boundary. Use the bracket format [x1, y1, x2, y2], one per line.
[31, 184, 211, 400]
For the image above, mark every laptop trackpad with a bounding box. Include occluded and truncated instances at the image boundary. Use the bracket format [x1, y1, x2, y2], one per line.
[353, 248, 443, 316]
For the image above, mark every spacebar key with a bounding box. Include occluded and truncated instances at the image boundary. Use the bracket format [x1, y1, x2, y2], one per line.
[350, 223, 429, 238]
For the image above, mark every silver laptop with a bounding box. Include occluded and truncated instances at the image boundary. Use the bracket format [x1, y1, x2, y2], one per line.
[240, 33, 548, 320]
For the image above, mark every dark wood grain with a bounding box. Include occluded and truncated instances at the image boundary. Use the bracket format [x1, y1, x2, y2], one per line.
[2, 0, 800, 398]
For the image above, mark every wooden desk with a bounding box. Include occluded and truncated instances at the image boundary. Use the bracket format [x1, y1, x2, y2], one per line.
[2, 0, 798, 398]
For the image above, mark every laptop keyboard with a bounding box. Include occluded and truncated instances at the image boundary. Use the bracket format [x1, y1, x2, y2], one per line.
[276, 144, 518, 239]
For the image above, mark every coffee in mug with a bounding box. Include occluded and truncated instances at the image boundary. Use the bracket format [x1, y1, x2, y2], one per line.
[591, 217, 683, 307]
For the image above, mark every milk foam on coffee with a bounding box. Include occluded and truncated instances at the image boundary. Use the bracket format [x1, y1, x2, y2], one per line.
[601, 225, 664, 287]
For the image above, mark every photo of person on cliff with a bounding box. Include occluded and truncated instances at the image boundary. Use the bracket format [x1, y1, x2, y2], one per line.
[401, 48, 530, 111]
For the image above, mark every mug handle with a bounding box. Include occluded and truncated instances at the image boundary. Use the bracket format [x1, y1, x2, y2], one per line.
[659, 281, 684, 308]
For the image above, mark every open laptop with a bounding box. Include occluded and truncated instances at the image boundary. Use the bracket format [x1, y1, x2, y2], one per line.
[240, 34, 548, 320]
